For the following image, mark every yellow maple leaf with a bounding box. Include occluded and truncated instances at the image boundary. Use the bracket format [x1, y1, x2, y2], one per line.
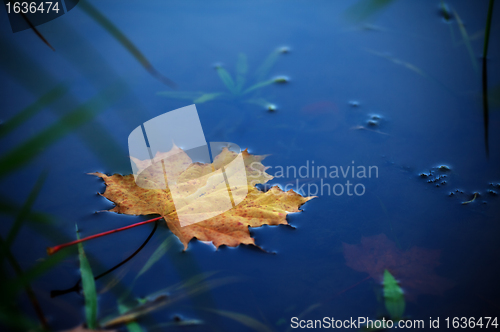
[91, 147, 315, 249]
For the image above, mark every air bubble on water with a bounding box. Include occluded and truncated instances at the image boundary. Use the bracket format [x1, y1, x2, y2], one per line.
[267, 104, 277, 112]
[348, 100, 360, 107]
[367, 120, 378, 127]
[279, 46, 290, 54]
[273, 76, 289, 83]
[437, 165, 451, 171]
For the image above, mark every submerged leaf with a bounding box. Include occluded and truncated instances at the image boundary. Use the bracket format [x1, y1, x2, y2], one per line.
[236, 53, 248, 92]
[343, 234, 454, 300]
[216, 67, 237, 94]
[243, 79, 275, 94]
[255, 48, 281, 82]
[193, 92, 225, 103]
[345, 0, 396, 22]
[92, 147, 314, 249]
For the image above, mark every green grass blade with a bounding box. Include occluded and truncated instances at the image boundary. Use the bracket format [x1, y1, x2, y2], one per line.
[136, 236, 174, 279]
[454, 9, 479, 74]
[193, 92, 225, 103]
[0, 87, 116, 179]
[236, 53, 248, 92]
[76, 225, 98, 329]
[5, 170, 48, 248]
[216, 67, 237, 94]
[243, 79, 275, 94]
[117, 303, 144, 332]
[78, 1, 176, 88]
[0, 84, 67, 139]
[483, 0, 495, 58]
[345, 0, 396, 22]
[204, 308, 274, 332]
[383, 269, 405, 320]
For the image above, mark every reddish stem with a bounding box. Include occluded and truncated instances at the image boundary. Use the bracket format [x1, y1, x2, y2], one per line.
[47, 216, 163, 255]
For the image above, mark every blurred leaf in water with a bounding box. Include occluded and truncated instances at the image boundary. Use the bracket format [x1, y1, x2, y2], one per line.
[203, 308, 274, 332]
[0, 38, 127, 170]
[345, 0, 397, 22]
[4, 170, 48, 248]
[0, 84, 67, 139]
[383, 269, 405, 321]
[158, 48, 288, 111]
[454, 9, 479, 74]
[136, 235, 174, 279]
[0, 85, 119, 179]
[343, 234, 455, 301]
[236, 53, 248, 92]
[62, 324, 116, 332]
[117, 303, 144, 332]
[255, 47, 285, 82]
[77, 226, 99, 330]
[102, 295, 168, 328]
[193, 92, 225, 103]
[78, 0, 176, 88]
[103, 273, 230, 330]
[216, 66, 238, 94]
[366, 49, 457, 97]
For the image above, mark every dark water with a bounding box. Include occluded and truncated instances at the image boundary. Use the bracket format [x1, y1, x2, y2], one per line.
[1, 0, 500, 331]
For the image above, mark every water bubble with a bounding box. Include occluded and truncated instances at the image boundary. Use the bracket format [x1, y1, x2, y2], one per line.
[348, 100, 360, 107]
[367, 119, 378, 127]
[279, 46, 290, 54]
[438, 165, 451, 171]
[266, 104, 277, 112]
[273, 76, 289, 83]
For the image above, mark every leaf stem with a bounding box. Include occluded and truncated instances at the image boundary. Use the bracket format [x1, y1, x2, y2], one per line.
[47, 216, 163, 255]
